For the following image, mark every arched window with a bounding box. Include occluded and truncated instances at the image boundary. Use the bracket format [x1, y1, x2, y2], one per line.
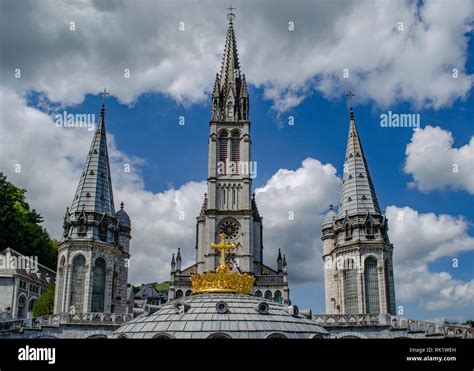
[185, 290, 192, 297]
[365, 220, 373, 237]
[218, 130, 229, 174]
[227, 100, 233, 120]
[98, 220, 107, 241]
[343, 259, 359, 314]
[175, 290, 183, 299]
[364, 257, 380, 314]
[345, 223, 352, 239]
[28, 298, 36, 313]
[273, 290, 282, 304]
[17, 295, 26, 319]
[91, 257, 106, 312]
[384, 259, 394, 314]
[264, 290, 272, 300]
[57, 256, 66, 312]
[111, 264, 118, 310]
[255, 290, 262, 298]
[78, 217, 87, 235]
[231, 130, 240, 174]
[70, 254, 86, 313]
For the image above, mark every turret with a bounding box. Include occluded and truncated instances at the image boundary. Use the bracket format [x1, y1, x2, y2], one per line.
[277, 249, 283, 273]
[176, 247, 182, 272]
[116, 202, 132, 254]
[321, 205, 336, 256]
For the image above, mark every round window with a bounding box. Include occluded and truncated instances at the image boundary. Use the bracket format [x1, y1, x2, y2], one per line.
[218, 219, 240, 240]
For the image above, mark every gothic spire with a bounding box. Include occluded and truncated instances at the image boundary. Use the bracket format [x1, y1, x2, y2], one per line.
[338, 94, 381, 218]
[219, 9, 241, 90]
[69, 89, 115, 217]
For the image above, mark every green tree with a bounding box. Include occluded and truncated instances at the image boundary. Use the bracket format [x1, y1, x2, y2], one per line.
[32, 284, 55, 317]
[0, 176, 58, 269]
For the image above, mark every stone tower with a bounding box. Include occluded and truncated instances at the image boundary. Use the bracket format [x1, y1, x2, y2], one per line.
[169, 10, 289, 304]
[54, 94, 131, 315]
[321, 99, 396, 315]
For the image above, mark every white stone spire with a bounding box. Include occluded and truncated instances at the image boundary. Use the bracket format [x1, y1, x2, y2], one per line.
[338, 99, 381, 218]
[69, 89, 115, 217]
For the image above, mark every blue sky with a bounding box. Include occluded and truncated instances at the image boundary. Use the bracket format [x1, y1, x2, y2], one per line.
[1, 0, 473, 322]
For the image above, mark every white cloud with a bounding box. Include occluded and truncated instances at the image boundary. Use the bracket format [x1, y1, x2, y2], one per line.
[404, 126, 474, 194]
[1, 0, 472, 112]
[386, 205, 474, 311]
[256, 158, 341, 283]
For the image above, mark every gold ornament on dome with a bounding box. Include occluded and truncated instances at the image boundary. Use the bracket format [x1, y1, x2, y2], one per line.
[191, 233, 255, 294]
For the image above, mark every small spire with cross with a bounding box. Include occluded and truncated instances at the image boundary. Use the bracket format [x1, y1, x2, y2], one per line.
[101, 87, 110, 107]
[120, 201, 124, 210]
[346, 90, 355, 120]
[227, 5, 236, 23]
[346, 90, 355, 109]
[211, 233, 237, 267]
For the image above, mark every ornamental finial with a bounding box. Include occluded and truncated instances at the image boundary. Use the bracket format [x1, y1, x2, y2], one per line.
[227, 5, 236, 23]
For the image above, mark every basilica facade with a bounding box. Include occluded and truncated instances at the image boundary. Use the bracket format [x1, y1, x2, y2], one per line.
[168, 13, 289, 304]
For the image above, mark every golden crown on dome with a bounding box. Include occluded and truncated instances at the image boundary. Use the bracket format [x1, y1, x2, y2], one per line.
[191, 233, 255, 294]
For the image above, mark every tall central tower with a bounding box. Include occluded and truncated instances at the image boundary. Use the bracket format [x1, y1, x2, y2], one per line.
[169, 11, 289, 304]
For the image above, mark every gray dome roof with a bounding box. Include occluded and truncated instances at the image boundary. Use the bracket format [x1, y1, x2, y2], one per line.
[112, 293, 328, 339]
[115, 208, 131, 228]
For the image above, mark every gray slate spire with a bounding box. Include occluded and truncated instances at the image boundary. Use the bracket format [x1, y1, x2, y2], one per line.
[211, 11, 249, 122]
[69, 100, 115, 216]
[219, 15, 241, 91]
[338, 106, 381, 218]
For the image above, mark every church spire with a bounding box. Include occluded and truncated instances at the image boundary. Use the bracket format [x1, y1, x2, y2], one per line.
[69, 88, 115, 217]
[338, 91, 381, 218]
[211, 8, 248, 122]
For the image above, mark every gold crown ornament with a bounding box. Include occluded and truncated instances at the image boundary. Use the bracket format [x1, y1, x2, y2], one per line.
[191, 233, 255, 294]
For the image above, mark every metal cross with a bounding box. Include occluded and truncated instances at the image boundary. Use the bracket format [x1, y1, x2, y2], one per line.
[227, 5, 236, 12]
[211, 233, 236, 267]
[101, 87, 110, 105]
[346, 90, 355, 109]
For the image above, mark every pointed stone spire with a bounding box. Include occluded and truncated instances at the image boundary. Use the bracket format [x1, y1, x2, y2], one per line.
[176, 247, 182, 271]
[211, 8, 248, 122]
[219, 11, 240, 91]
[338, 93, 381, 218]
[277, 248, 283, 273]
[282, 254, 287, 273]
[171, 253, 176, 272]
[69, 89, 115, 217]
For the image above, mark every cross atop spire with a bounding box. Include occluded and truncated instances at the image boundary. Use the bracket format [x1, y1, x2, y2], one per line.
[101, 87, 110, 106]
[346, 90, 355, 109]
[227, 5, 236, 23]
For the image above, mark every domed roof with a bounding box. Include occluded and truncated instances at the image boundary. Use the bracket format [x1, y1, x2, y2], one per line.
[112, 293, 328, 339]
[115, 202, 131, 228]
[322, 205, 336, 229]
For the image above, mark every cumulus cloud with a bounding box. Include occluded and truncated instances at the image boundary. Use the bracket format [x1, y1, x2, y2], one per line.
[256, 158, 341, 283]
[0, 0, 472, 112]
[404, 125, 474, 194]
[387, 206, 474, 311]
